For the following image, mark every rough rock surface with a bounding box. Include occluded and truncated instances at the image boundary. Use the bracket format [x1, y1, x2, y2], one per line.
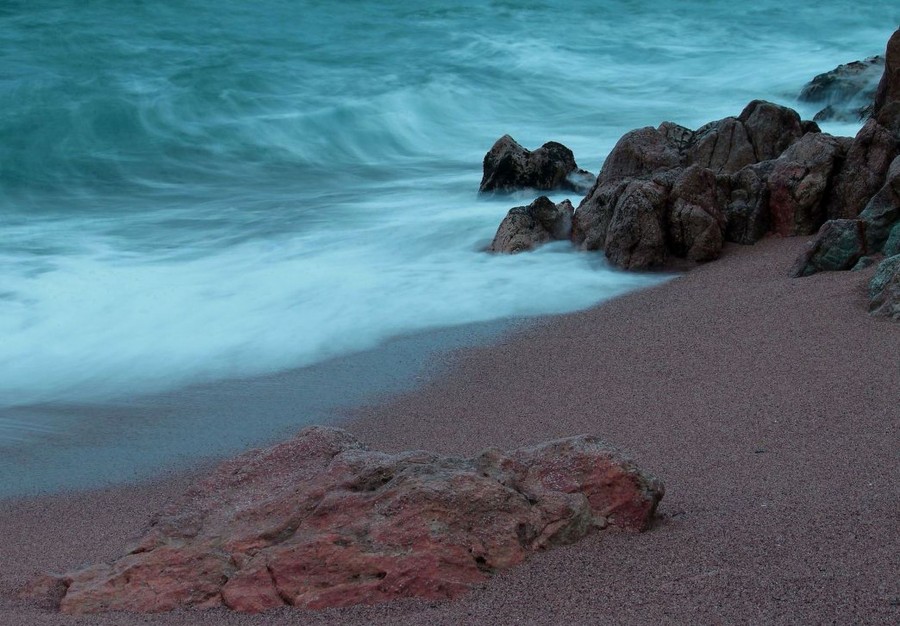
[767, 132, 847, 236]
[868, 254, 900, 318]
[489, 196, 574, 253]
[737, 100, 805, 162]
[480, 135, 593, 193]
[790, 219, 867, 277]
[825, 118, 899, 220]
[569, 100, 810, 269]
[873, 29, 900, 118]
[857, 154, 900, 253]
[799, 56, 884, 121]
[38, 427, 663, 615]
[667, 165, 726, 261]
[725, 160, 774, 245]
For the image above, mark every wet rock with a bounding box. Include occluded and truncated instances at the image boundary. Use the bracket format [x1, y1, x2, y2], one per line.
[725, 161, 774, 244]
[768, 132, 846, 236]
[852, 256, 877, 271]
[826, 118, 900, 220]
[479, 135, 592, 193]
[667, 165, 726, 261]
[868, 254, 900, 319]
[790, 219, 867, 277]
[799, 56, 884, 122]
[857, 155, 900, 253]
[42, 427, 663, 615]
[489, 196, 574, 253]
[874, 29, 900, 121]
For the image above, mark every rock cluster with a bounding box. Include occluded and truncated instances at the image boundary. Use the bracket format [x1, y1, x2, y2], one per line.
[486, 27, 900, 311]
[34, 427, 663, 615]
[572, 100, 830, 269]
[790, 28, 900, 307]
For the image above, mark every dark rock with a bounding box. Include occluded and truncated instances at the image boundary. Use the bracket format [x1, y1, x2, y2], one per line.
[884, 222, 900, 257]
[684, 116, 756, 175]
[479, 135, 592, 193]
[602, 176, 672, 269]
[725, 161, 775, 244]
[800, 56, 884, 122]
[767, 132, 846, 236]
[738, 100, 804, 162]
[595, 126, 682, 186]
[858, 154, 900, 252]
[873, 29, 900, 121]
[790, 219, 867, 277]
[852, 256, 878, 271]
[489, 196, 574, 253]
[802, 120, 823, 134]
[38, 427, 664, 614]
[667, 165, 726, 261]
[826, 119, 900, 220]
[868, 254, 900, 319]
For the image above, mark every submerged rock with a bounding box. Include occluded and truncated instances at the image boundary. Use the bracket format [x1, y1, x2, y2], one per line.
[479, 135, 593, 193]
[38, 426, 663, 615]
[489, 196, 574, 253]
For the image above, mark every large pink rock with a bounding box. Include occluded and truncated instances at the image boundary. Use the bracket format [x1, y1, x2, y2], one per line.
[37, 427, 663, 615]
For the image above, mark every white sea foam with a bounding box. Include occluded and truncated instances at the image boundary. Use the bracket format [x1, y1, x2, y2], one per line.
[0, 0, 897, 406]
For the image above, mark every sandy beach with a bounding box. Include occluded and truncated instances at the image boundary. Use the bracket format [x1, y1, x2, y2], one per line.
[1, 236, 898, 625]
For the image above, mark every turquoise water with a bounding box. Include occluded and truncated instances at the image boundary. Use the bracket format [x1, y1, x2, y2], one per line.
[1, 2, 897, 410]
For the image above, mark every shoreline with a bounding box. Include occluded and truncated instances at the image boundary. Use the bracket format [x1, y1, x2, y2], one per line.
[2, 236, 898, 625]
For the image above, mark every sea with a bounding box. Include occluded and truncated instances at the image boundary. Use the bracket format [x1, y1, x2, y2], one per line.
[1, 1, 897, 493]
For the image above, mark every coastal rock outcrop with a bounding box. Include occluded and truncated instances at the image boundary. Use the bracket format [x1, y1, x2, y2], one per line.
[570, 100, 815, 269]
[480, 135, 593, 193]
[869, 254, 900, 318]
[37, 426, 663, 615]
[799, 56, 884, 121]
[489, 196, 574, 253]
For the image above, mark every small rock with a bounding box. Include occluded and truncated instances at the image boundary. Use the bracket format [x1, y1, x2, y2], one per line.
[489, 196, 574, 253]
[480, 135, 592, 193]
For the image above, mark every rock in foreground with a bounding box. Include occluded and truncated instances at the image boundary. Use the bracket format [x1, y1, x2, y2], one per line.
[38, 427, 663, 615]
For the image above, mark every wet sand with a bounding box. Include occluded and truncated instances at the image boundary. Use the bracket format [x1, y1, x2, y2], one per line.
[1, 237, 898, 625]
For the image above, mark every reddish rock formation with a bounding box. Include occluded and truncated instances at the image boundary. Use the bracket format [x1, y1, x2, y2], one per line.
[667, 165, 727, 262]
[767, 132, 847, 236]
[35, 427, 663, 615]
[489, 196, 574, 253]
[479, 135, 593, 193]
